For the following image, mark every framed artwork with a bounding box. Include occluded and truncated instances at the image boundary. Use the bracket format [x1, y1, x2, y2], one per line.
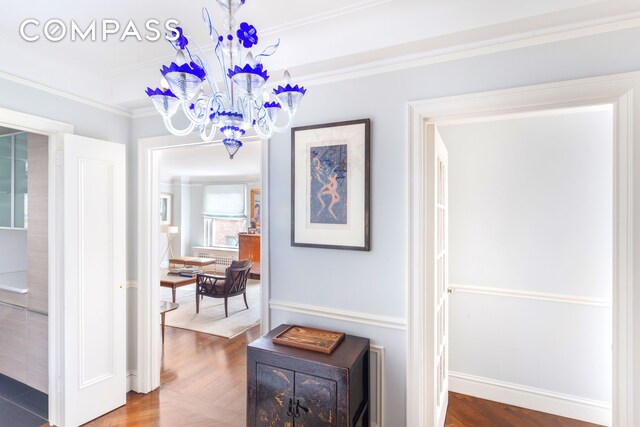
[291, 119, 370, 251]
[250, 188, 262, 226]
[160, 193, 172, 225]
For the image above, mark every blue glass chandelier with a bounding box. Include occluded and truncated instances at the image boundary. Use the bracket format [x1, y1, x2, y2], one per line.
[145, 0, 307, 159]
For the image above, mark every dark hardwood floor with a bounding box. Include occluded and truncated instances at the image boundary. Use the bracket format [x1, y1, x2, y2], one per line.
[445, 392, 603, 427]
[86, 326, 604, 427]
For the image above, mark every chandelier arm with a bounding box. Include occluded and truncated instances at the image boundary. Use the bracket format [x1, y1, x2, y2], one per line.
[253, 122, 274, 139]
[202, 7, 232, 100]
[255, 101, 294, 134]
[199, 123, 218, 142]
[181, 101, 209, 125]
[163, 116, 196, 136]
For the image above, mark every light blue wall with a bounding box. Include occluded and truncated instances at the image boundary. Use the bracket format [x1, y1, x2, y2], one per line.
[4, 23, 635, 426]
[266, 27, 640, 425]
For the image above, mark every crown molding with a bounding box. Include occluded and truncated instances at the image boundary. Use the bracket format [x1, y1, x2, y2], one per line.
[106, 0, 393, 78]
[0, 70, 132, 118]
[298, 14, 640, 90]
[130, 14, 640, 117]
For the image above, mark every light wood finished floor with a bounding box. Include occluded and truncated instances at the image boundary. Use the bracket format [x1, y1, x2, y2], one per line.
[86, 326, 604, 427]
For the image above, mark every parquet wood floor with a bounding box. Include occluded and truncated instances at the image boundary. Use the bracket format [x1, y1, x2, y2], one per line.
[85, 326, 604, 427]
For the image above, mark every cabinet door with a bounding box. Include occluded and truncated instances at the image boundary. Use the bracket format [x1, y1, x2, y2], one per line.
[294, 372, 338, 427]
[256, 363, 294, 427]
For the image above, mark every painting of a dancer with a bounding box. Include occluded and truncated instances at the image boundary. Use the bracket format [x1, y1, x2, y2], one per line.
[309, 144, 348, 224]
[291, 118, 370, 251]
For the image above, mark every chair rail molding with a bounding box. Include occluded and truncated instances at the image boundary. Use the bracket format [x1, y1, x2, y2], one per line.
[269, 299, 407, 330]
[407, 71, 636, 427]
[448, 283, 612, 307]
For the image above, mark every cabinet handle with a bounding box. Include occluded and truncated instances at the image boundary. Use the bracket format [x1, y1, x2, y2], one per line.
[286, 397, 294, 417]
[294, 399, 309, 418]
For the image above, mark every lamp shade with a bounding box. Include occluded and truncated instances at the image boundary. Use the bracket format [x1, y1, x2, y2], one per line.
[160, 225, 179, 234]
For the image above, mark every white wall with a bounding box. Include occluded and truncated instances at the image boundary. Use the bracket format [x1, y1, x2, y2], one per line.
[130, 26, 640, 426]
[439, 109, 613, 406]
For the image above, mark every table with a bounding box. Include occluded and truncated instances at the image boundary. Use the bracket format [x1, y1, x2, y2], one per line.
[160, 300, 179, 345]
[160, 270, 197, 303]
[168, 256, 216, 268]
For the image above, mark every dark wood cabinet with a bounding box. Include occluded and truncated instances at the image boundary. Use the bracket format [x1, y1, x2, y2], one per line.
[248, 324, 369, 427]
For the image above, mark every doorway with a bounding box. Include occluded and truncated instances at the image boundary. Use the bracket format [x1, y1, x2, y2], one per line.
[156, 140, 264, 339]
[440, 105, 614, 426]
[136, 135, 271, 393]
[406, 74, 635, 427]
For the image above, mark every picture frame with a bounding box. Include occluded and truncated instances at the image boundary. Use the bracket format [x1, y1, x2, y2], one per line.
[291, 119, 370, 251]
[160, 192, 172, 225]
[250, 188, 262, 227]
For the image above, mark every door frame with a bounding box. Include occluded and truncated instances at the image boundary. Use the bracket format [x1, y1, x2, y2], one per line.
[136, 134, 271, 393]
[0, 107, 74, 427]
[407, 72, 636, 426]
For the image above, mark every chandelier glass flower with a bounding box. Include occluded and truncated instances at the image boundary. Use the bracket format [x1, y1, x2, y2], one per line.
[145, 0, 307, 159]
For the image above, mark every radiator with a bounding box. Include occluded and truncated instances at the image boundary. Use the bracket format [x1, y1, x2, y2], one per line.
[192, 247, 239, 272]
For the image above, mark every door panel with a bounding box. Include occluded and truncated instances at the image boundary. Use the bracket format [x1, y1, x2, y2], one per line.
[294, 372, 338, 427]
[256, 363, 294, 427]
[426, 124, 449, 427]
[63, 134, 126, 427]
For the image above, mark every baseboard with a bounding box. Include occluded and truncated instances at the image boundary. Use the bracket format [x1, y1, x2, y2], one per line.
[449, 371, 611, 426]
[127, 370, 138, 392]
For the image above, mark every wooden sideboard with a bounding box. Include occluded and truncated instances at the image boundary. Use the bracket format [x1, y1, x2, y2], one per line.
[247, 324, 370, 427]
[238, 233, 260, 276]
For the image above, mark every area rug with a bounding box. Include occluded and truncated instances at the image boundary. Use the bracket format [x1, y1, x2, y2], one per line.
[160, 280, 261, 339]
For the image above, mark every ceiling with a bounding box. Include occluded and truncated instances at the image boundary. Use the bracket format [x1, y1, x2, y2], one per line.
[2, 0, 640, 113]
[158, 139, 261, 179]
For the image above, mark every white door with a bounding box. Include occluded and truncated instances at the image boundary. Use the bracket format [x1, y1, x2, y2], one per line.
[63, 134, 127, 426]
[426, 123, 449, 427]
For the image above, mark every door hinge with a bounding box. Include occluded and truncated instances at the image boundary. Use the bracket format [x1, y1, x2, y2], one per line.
[56, 147, 63, 167]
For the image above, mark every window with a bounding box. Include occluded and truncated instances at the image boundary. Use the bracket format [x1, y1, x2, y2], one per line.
[202, 184, 247, 248]
[0, 133, 28, 229]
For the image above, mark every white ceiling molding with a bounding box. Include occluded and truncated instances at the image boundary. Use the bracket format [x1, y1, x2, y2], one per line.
[130, 14, 640, 116]
[2, 5, 640, 118]
[105, 0, 393, 78]
[0, 70, 132, 118]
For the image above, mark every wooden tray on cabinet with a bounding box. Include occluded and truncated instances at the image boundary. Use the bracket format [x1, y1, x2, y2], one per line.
[272, 325, 345, 354]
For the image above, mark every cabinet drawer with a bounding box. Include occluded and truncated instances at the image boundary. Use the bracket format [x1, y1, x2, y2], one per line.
[0, 303, 27, 382]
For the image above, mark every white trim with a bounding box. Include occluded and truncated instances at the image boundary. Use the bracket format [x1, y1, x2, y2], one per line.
[136, 134, 269, 393]
[269, 299, 407, 330]
[260, 139, 270, 334]
[130, 16, 640, 117]
[126, 370, 138, 393]
[0, 107, 74, 427]
[449, 283, 612, 308]
[108, 0, 394, 78]
[407, 72, 635, 427]
[370, 344, 385, 427]
[0, 70, 131, 118]
[449, 371, 612, 426]
[298, 15, 640, 92]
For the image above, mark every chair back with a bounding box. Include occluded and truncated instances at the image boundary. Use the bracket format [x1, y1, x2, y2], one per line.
[224, 258, 252, 294]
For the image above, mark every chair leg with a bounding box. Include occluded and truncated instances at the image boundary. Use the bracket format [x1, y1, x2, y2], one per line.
[196, 292, 200, 313]
[224, 297, 228, 318]
[243, 292, 249, 310]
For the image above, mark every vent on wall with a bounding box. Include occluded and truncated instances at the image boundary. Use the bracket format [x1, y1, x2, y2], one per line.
[192, 247, 238, 272]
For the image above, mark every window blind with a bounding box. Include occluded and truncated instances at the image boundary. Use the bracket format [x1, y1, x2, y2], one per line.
[203, 184, 246, 218]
